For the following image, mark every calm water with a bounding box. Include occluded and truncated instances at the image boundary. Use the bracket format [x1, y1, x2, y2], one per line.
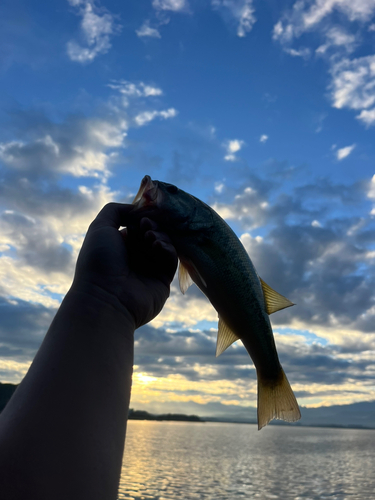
[119, 421, 375, 500]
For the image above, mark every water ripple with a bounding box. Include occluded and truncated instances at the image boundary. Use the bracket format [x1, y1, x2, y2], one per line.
[118, 422, 375, 499]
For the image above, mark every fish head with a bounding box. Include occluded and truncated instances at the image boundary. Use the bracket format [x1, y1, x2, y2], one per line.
[132, 175, 213, 231]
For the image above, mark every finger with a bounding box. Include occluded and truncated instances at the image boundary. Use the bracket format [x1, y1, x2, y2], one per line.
[120, 227, 128, 243]
[151, 239, 178, 285]
[140, 217, 158, 233]
[145, 230, 173, 248]
[144, 230, 157, 246]
[89, 203, 137, 231]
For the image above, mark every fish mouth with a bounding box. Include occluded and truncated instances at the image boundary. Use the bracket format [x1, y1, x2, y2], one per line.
[132, 175, 159, 207]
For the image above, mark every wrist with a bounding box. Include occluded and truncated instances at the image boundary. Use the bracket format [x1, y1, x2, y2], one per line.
[66, 283, 136, 332]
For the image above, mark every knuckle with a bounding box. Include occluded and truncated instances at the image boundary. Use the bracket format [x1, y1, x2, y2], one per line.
[89, 202, 118, 231]
[88, 219, 102, 232]
[102, 202, 117, 212]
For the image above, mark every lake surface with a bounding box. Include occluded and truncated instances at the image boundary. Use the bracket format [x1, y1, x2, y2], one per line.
[119, 421, 375, 500]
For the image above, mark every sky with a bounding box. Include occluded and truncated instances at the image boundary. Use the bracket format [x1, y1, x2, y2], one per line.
[1, 0, 375, 420]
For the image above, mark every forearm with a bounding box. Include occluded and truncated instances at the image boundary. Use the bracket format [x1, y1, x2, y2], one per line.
[0, 289, 134, 500]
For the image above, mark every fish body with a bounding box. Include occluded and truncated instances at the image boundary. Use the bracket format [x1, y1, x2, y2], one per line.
[132, 175, 301, 429]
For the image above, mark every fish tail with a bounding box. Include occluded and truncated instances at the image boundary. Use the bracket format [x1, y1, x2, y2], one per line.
[257, 367, 301, 430]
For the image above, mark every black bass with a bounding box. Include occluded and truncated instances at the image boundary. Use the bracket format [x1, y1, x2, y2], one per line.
[132, 175, 301, 429]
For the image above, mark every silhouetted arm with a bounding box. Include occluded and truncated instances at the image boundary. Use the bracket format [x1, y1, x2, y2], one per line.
[0, 203, 177, 500]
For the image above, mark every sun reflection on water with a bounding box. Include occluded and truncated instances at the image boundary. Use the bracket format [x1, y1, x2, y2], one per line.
[118, 421, 375, 499]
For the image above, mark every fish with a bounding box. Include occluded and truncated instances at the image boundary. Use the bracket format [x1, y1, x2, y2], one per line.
[131, 175, 301, 429]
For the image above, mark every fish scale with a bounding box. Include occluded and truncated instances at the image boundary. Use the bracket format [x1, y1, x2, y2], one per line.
[177, 217, 278, 369]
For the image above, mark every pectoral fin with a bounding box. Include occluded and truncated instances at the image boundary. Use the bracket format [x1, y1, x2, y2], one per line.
[216, 316, 240, 357]
[178, 259, 207, 294]
[260, 278, 295, 314]
[178, 261, 194, 294]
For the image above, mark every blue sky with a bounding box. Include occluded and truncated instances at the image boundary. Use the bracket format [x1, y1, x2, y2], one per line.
[1, 0, 375, 419]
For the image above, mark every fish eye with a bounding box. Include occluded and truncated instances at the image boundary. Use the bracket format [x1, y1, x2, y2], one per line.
[166, 184, 178, 194]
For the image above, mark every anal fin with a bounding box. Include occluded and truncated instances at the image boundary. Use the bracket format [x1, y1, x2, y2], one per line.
[216, 316, 240, 357]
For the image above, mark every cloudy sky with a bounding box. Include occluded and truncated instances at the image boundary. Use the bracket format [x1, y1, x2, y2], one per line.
[1, 0, 375, 419]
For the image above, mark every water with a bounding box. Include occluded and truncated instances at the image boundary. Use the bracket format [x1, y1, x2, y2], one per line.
[119, 421, 375, 500]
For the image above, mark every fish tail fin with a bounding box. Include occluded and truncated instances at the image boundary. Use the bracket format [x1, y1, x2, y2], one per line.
[257, 367, 301, 430]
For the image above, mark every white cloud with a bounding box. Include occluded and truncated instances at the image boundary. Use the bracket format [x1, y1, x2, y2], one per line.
[326, 26, 356, 46]
[0, 183, 114, 308]
[86, 119, 127, 148]
[367, 174, 375, 199]
[272, 20, 290, 43]
[136, 21, 161, 38]
[215, 182, 225, 194]
[312, 220, 322, 227]
[211, 0, 256, 37]
[260, 134, 268, 143]
[0, 118, 127, 179]
[0, 77, 182, 381]
[108, 81, 162, 96]
[336, 144, 356, 160]
[152, 0, 189, 11]
[142, 85, 164, 97]
[357, 107, 375, 124]
[315, 113, 327, 132]
[285, 47, 311, 58]
[212, 184, 268, 228]
[67, 0, 120, 63]
[150, 284, 217, 329]
[330, 55, 375, 125]
[138, 0, 187, 41]
[223, 138, 245, 161]
[134, 108, 178, 126]
[227, 139, 244, 153]
[107, 80, 163, 107]
[368, 176, 375, 217]
[304, 0, 375, 26]
[0, 80, 175, 179]
[316, 26, 358, 55]
[273, 0, 375, 123]
[211, 203, 236, 219]
[274, 0, 375, 44]
[0, 255, 67, 308]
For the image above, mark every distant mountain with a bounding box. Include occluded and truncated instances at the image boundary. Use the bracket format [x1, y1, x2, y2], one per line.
[0, 382, 17, 412]
[299, 401, 375, 429]
[1, 382, 374, 428]
[128, 409, 203, 422]
[200, 401, 375, 429]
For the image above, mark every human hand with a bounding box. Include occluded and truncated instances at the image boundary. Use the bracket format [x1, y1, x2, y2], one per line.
[72, 203, 178, 329]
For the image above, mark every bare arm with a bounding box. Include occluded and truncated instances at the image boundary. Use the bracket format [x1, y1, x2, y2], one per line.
[0, 203, 177, 500]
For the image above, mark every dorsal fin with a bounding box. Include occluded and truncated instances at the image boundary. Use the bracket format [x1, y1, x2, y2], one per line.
[259, 277, 295, 314]
[216, 316, 240, 357]
[178, 261, 194, 294]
